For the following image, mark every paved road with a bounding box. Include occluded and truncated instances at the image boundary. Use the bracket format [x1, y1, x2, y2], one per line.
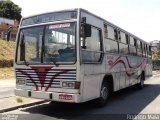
[3, 76, 160, 120]
[0, 80, 15, 99]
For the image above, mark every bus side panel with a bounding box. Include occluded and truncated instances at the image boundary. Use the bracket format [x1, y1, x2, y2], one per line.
[105, 54, 121, 91]
[80, 11, 105, 101]
[80, 64, 103, 101]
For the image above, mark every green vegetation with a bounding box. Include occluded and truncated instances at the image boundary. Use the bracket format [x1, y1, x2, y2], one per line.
[0, 39, 15, 79]
[152, 50, 160, 70]
[0, 39, 15, 60]
[16, 97, 23, 103]
[0, 67, 14, 79]
[0, 0, 22, 21]
[152, 50, 160, 60]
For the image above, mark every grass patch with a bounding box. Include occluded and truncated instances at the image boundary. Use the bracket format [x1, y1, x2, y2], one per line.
[0, 67, 15, 80]
[16, 97, 23, 103]
[0, 39, 15, 61]
[0, 40, 15, 80]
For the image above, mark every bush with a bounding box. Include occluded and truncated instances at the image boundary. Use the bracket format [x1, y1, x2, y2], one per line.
[0, 60, 13, 68]
[152, 60, 160, 70]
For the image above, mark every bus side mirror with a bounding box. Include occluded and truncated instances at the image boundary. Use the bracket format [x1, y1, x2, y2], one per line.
[84, 24, 91, 37]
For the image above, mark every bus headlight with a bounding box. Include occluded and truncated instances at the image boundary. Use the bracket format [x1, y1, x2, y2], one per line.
[62, 81, 80, 89]
[16, 79, 25, 85]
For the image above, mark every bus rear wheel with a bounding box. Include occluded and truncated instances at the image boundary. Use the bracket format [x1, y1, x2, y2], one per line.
[136, 72, 145, 89]
[96, 82, 110, 107]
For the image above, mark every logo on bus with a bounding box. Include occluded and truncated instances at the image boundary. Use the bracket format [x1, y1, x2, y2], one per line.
[108, 60, 113, 66]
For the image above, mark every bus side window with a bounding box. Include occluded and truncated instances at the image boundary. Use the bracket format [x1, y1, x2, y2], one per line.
[129, 36, 137, 56]
[119, 31, 128, 54]
[104, 25, 118, 53]
[105, 39, 118, 53]
[146, 44, 148, 57]
[104, 24, 108, 38]
[107, 25, 114, 40]
[114, 29, 118, 40]
[81, 26, 103, 63]
[118, 31, 121, 41]
[137, 40, 140, 56]
[143, 43, 146, 57]
[149, 46, 152, 58]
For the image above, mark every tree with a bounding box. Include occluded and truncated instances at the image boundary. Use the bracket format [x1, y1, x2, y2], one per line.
[0, 0, 22, 21]
[153, 50, 160, 60]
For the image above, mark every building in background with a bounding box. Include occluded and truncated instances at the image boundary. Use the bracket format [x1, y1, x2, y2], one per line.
[0, 17, 18, 40]
[150, 40, 160, 53]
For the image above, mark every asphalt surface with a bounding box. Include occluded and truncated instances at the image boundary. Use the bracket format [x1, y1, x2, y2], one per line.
[2, 76, 160, 120]
[0, 80, 15, 99]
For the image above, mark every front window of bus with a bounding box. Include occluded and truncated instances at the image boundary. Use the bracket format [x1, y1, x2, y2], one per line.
[16, 22, 76, 65]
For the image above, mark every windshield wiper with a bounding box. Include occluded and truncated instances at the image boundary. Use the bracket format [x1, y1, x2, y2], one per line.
[21, 60, 29, 66]
[52, 60, 59, 67]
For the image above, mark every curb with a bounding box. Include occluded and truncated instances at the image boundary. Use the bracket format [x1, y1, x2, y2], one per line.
[0, 100, 48, 113]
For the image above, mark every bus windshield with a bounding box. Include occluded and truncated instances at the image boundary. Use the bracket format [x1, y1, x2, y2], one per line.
[16, 22, 76, 65]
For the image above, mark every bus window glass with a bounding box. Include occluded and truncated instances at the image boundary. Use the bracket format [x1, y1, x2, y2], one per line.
[119, 43, 128, 54]
[120, 32, 126, 43]
[130, 37, 134, 45]
[105, 39, 118, 53]
[129, 36, 137, 55]
[81, 26, 102, 63]
[137, 40, 142, 56]
[16, 22, 76, 64]
[107, 26, 114, 40]
[17, 26, 44, 64]
[104, 24, 108, 38]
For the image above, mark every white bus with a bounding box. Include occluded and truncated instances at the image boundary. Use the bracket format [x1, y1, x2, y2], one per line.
[12, 8, 152, 106]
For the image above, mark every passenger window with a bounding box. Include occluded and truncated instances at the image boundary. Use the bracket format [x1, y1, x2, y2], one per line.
[114, 29, 118, 40]
[119, 32, 128, 54]
[130, 37, 134, 45]
[107, 25, 114, 40]
[120, 32, 126, 43]
[129, 37, 137, 55]
[149, 46, 152, 58]
[105, 39, 118, 53]
[118, 31, 121, 41]
[81, 26, 102, 63]
[137, 40, 143, 56]
[119, 43, 128, 54]
[146, 44, 148, 57]
[143, 43, 146, 57]
[125, 34, 129, 44]
[104, 24, 108, 38]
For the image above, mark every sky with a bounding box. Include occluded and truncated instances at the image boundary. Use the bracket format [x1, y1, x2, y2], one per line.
[11, 0, 160, 42]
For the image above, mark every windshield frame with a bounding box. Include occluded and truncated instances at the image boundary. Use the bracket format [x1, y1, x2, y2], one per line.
[15, 21, 77, 65]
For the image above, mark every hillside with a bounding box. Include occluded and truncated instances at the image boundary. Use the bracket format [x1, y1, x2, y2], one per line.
[0, 39, 15, 61]
[0, 39, 15, 79]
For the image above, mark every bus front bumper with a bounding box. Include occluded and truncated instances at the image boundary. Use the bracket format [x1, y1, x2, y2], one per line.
[15, 88, 81, 103]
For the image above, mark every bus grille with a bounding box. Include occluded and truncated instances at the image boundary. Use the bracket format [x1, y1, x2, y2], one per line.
[16, 68, 76, 88]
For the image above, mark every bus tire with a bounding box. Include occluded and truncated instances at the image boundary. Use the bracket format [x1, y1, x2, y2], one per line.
[137, 72, 145, 89]
[96, 81, 110, 107]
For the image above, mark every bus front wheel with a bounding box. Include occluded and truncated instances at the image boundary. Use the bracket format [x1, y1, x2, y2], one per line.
[96, 82, 110, 107]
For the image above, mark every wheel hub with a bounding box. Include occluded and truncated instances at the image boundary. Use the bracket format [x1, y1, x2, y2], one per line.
[101, 87, 108, 100]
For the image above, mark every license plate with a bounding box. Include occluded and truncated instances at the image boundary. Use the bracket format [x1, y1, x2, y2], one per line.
[59, 94, 73, 100]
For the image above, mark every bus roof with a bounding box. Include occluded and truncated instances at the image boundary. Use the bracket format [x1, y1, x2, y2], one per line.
[21, 8, 149, 45]
[80, 8, 149, 44]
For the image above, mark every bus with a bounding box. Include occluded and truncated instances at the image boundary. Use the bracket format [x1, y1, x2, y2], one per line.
[11, 8, 152, 106]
